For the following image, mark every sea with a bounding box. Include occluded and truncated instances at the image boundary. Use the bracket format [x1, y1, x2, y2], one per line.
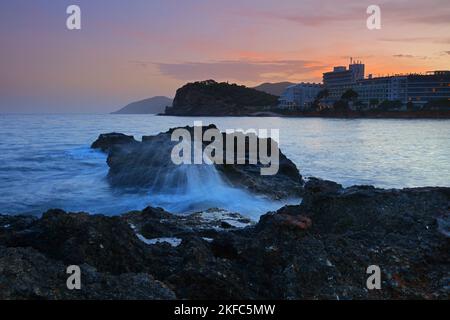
[0, 114, 449, 218]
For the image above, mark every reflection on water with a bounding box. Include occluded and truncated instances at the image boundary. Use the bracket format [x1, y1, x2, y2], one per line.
[0, 114, 449, 216]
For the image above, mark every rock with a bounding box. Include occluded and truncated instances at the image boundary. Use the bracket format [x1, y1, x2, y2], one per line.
[0, 183, 448, 300]
[165, 80, 279, 116]
[91, 125, 304, 199]
[91, 133, 137, 152]
[0, 209, 152, 275]
[275, 214, 312, 230]
[124, 207, 254, 240]
[304, 177, 343, 196]
[0, 246, 175, 300]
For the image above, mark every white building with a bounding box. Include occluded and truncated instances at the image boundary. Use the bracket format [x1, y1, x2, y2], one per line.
[278, 83, 324, 110]
[354, 75, 408, 107]
[323, 61, 365, 101]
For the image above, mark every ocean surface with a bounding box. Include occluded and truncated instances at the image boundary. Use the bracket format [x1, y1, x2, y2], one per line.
[0, 114, 449, 218]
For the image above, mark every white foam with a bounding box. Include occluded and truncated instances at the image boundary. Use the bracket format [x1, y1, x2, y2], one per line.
[137, 234, 182, 247]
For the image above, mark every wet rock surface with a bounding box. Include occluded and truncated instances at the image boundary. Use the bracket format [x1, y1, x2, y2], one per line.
[0, 179, 448, 300]
[90, 132, 137, 152]
[0, 246, 175, 300]
[91, 125, 304, 199]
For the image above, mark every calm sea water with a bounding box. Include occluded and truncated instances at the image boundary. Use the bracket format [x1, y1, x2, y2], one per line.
[0, 114, 449, 217]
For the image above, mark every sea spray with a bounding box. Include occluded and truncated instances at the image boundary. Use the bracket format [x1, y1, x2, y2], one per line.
[104, 133, 296, 218]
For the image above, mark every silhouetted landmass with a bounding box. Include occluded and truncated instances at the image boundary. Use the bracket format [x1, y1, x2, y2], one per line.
[253, 82, 295, 96]
[165, 80, 279, 116]
[112, 96, 173, 114]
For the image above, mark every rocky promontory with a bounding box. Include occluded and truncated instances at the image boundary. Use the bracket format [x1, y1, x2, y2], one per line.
[90, 125, 304, 200]
[164, 80, 279, 116]
[0, 180, 449, 299]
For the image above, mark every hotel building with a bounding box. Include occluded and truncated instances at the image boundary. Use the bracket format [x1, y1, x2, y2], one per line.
[322, 61, 365, 101]
[278, 83, 324, 110]
[322, 61, 449, 108]
[406, 71, 450, 107]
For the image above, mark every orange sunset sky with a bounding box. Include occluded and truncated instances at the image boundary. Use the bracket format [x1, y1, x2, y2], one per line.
[0, 0, 449, 112]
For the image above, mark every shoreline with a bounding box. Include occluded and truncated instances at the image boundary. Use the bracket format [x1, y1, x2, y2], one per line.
[1, 179, 449, 299]
[160, 110, 450, 119]
[1, 124, 449, 300]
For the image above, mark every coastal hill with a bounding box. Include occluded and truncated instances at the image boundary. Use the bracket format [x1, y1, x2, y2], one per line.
[164, 80, 279, 116]
[112, 96, 173, 114]
[253, 82, 295, 96]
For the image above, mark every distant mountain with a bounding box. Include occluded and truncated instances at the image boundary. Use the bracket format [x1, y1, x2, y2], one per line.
[165, 80, 279, 116]
[112, 96, 173, 114]
[253, 82, 295, 96]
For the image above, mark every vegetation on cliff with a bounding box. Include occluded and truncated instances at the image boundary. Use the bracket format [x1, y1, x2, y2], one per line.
[165, 80, 279, 116]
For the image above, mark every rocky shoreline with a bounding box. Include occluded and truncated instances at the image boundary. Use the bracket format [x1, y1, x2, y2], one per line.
[0, 126, 448, 300]
[0, 179, 448, 300]
[90, 126, 303, 200]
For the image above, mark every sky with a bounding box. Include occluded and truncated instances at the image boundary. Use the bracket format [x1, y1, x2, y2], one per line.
[0, 0, 449, 113]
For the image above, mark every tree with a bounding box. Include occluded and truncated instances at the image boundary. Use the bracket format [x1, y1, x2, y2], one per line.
[333, 99, 349, 112]
[310, 89, 330, 112]
[379, 100, 402, 111]
[341, 89, 358, 101]
[423, 99, 450, 111]
[316, 89, 330, 101]
[369, 99, 379, 108]
[406, 101, 414, 111]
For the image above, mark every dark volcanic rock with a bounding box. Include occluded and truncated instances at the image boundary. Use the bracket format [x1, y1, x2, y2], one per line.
[0, 209, 151, 275]
[0, 246, 175, 300]
[91, 132, 137, 152]
[1, 182, 449, 300]
[124, 207, 253, 240]
[91, 125, 304, 199]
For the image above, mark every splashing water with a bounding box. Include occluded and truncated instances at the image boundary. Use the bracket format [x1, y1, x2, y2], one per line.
[145, 163, 296, 220]
[3, 115, 447, 218]
[105, 139, 298, 220]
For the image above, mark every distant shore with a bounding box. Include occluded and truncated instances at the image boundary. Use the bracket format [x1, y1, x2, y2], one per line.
[276, 109, 450, 119]
[160, 110, 450, 119]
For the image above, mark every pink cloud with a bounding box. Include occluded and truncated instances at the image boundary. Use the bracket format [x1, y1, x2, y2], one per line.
[155, 59, 327, 83]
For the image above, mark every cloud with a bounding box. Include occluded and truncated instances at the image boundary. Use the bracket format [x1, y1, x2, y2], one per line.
[380, 0, 450, 25]
[407, 12, 450, 25]
[235, 0, 450, 27]
[392, 54, 429, 60]
[154, 59, 327, 83]
[128, 60, 150, 68]
[379, 37, 450, 44]
[235, 6, 365, 27]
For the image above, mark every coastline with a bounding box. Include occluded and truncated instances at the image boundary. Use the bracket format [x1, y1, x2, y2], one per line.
[159, 110, 450, 119]
[0, 122, 449, 300]
[1, 179, 448, 299]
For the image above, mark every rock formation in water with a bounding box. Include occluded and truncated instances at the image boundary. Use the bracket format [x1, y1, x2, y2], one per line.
[164, 80, 279, 116]
[90, 133, 138, 152]
[0, 180, 449, 299]
[91, 125, 304, 200]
